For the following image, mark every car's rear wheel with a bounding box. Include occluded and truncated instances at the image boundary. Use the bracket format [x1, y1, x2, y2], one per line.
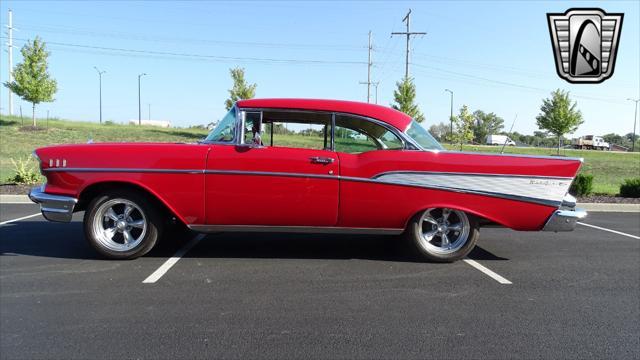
[84, 190, 162, 259]
[406, 208, 479, 262]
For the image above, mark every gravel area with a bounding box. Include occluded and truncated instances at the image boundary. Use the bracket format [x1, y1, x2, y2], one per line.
[577, 195, 640, 204]
[0, 184, 35, 195]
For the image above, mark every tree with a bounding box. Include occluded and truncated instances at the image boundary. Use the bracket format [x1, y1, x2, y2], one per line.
[391, 77, 425, 122]
[224, 67, 256, 110]
[535, 89, 583, 155]
[428, 122, 450, 141]
[450, 105, 475, 150]
[472, 110, 504, 144]
[4, 37, 57, 127]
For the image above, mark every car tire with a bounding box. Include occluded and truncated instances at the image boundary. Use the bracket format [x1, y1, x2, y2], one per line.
[405, 208, 479, 262]
[83, 190, 163, 259]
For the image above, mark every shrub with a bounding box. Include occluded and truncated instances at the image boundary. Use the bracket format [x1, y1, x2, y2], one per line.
[7, 157, 40, 184]
[570, 173, 593, 196]
[619, 178, 640, 198]
[104, 120, 115, 126]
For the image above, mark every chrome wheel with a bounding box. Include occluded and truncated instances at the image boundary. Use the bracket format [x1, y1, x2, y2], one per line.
[417, 208, 470, 255]
[91, 198, 147, 252]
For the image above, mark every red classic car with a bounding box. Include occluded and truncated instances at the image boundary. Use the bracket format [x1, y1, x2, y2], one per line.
[29, 98, 586, 262]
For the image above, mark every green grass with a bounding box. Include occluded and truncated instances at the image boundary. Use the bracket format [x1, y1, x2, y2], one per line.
[2, 114, 638, 195]
[0, 115, 208, 183]
[444, 144, 640, 195]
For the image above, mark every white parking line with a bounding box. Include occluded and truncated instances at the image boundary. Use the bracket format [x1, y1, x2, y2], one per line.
[142, 234, 205, 283]
[463, 259, 512, 284]
[0, 213, 42, 226]
[578, 222, 640, 240]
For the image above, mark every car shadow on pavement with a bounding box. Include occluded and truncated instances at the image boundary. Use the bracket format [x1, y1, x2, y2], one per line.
[0, 221, 508, 262]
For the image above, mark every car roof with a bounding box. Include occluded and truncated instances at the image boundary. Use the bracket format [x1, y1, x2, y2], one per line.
[236, 98, 413, 131]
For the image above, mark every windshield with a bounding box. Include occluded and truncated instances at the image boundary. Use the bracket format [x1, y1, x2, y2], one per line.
[204, 108, 236, 142]
[405, 120, 443, 150]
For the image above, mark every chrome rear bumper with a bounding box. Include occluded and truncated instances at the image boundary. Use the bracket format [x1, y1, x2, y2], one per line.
[28, 185, 77, 223]
[542, 193, 587, 232]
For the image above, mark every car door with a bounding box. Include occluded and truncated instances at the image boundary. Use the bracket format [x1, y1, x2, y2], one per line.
[205, 110, 339, 227]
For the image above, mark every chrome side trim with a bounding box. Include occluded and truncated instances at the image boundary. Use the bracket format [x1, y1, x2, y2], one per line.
[443, 150, 584, 163]
[542, 208, 587, 232]
[561, 193, 577, 210]
[44, 168, 203, 174]
[340, 175, 563, 207]
[204, 169, 337, 180]
[373, 170, 573, 180]
[41, 167, 566, 207]
[28, 185, 78, 223]
[188, 224, 404, 235]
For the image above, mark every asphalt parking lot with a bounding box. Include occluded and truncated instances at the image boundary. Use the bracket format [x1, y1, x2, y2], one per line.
[1, 203, 639, 359]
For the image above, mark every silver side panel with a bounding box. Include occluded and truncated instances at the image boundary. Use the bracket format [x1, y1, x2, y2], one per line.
[375, 172, 572, 206]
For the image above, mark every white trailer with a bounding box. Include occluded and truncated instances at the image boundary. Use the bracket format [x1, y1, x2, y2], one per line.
[572, 135, 610, 150]
[129, 120, 171, 128]
[486, 135, 515, 146]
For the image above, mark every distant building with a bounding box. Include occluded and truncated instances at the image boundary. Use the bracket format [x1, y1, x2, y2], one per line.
[129, 120, 171, 128]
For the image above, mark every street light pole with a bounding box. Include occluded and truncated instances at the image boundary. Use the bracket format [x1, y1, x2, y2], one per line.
[445, 89, 454, 142]
[628, 98, 639, 152]
[94, 67, 106, 124]
[138, 73, 147, 125]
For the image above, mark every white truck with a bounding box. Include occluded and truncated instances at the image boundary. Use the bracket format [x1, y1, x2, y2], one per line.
[486, 134, 515, 146]
[572, 135, 610, 150]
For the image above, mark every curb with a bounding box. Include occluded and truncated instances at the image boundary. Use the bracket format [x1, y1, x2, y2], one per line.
[2, 194, 639, 212]
[0, 195, 32, 204]
[577, 203, 640, 213]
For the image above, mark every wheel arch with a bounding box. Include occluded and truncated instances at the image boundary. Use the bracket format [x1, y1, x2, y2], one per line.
[76, 181, 188, 225]
[402, 203, 501, 230]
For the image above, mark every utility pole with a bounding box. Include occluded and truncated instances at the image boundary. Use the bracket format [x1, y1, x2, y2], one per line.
[445, 89, 454, 142]
[391, 9, 426, 79]
[373, 81, 380, 104]
[138, 73, 146, 125]
[94, 67, 105, 123]
[359, 31, 373, 103]
[628, 98, 639, 152]
[6, 9, 15, 115]
[148, 103, 151, 121]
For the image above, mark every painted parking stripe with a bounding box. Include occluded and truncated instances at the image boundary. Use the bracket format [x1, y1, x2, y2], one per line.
[463, 259, 512, 284]
[578, 222, 640, 240]
[142, 234, 205, 284]
[0, 213, 42, 226]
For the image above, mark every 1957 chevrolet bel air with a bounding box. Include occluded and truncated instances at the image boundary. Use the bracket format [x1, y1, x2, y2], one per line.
[29, 99, 587, 262]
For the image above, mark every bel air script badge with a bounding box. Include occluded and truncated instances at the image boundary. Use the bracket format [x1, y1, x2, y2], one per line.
[547, 8, 623, 83]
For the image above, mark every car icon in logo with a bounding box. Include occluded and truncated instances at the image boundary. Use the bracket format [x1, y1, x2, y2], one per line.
[547, 8, 623, 83]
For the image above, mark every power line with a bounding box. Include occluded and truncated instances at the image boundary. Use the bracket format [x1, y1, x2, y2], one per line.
[2, 36, 367, 66]
[16, 22, 367, 51]
[412, 62, 629, 104]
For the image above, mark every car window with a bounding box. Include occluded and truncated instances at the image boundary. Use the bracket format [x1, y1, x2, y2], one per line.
[205, 108, 236, 142]
[261, 111, 331, 151]
[334, 115, 403, 154]
[243, 112, 263, 145]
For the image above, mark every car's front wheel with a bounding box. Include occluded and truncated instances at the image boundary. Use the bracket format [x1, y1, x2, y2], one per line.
[84, 190, 162, 259]
[406, 208, 479, 262]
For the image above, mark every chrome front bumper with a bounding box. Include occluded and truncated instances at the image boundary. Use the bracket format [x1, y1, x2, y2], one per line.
[28, 185, 78, 223]
[542, 194, 587, 232]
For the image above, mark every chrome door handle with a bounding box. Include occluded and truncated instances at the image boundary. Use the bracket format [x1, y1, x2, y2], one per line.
[310, 156, 335, 164]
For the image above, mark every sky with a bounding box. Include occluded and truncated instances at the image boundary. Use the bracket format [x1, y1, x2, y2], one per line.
[0, 0, 638, 137]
